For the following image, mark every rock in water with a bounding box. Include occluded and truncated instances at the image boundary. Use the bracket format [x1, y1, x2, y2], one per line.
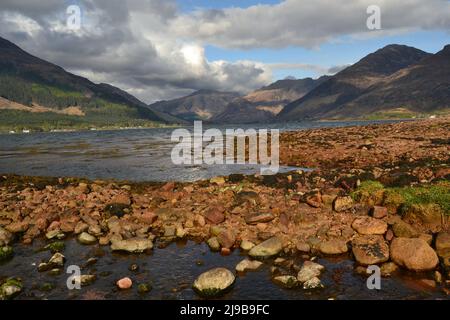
[390, 238, 439, 272]
[297, 261, 325, 283]
[207, 237, 221, 251]
[116, 277, 133, 289]
[273, 275, 299, 289]
[319, 239, 348, 255]
[303, 277, 323, 289]
[193, 268, 235, 297]
[235, 259, 263, 272]
[240, 240, 255, 251]
[0, 246, 13, 261]
[352, 235, 389, 265]
[0, 278, 22, 300]
[110, 238, 153, 253]
[248, 237, 282, 259]
[352, 217, 388, 235]
[77, 232, 97, 245]
[48, 252, 65, 268]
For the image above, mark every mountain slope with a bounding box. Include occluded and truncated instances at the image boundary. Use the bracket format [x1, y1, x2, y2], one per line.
[277, 45, 431, 120]
[0, 36, 174, 128]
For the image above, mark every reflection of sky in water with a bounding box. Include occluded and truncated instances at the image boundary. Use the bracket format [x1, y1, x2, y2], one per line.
[0, 120, 399, 182]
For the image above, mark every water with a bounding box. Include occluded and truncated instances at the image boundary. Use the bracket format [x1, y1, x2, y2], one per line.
[1, 239, 444, 300]
[0, 120, 398, 182]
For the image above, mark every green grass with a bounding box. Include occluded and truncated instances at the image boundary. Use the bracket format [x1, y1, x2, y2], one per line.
[31, 83, 84, 99]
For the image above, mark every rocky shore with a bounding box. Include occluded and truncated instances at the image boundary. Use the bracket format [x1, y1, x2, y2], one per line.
[0, 117, 449, 299]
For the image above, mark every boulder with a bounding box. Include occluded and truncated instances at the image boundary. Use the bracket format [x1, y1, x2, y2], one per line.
[235, 259, 263, 272]
[248, 237, 282, 259]
[352, 235, 389, 265]
[319, 239, 348, 255]
[333, 196, 353, 212]
[390, 238, 439, 272]
[435, 232, 450, 259]
[193, 268, 235, 297]
[392, 220, 419, 238]
[110, 238, 153, 253]
[352, 217, 387, 235]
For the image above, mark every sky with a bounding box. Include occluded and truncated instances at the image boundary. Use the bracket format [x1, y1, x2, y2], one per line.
[0, 0, 449, 103]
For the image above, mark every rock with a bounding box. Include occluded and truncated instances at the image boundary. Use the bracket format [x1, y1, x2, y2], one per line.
[0, 278, 22, 300]
[74, 222, 89, 234]
[46, 229, 65, 240]
[380, 262, 399, 277]
[240, 240, 255, 251]
[207, 237, 221, 251]
[218, 229, 236, 249]
[0, 246, 13, 261]
[138, 283, 152, 294]
[193, 268, 235, 297]
[273, 275, 299, 289]
[163, 226, 176, 237]
[418, 233, 433, 245]
[111, 193, 131, 206]
[304, 190, 322, 208]
[244, 212, 275, 225]
[5, 221, 28, 233]
[249, 237, 283, 259]
[385, 229, 394, 241]
[221, 248, 231, 256]
[352, 217, 387, 235]
[210, 176, 226, 185]
[176, 226, 186, 238]
[392, 221, 419, 238]
[403, 204, 443, 231]
[78, 232, 97, 245]
[48, 252, 65, 268]
[72, 274, 96, 286]
[110, 238, 153, 253]
[297, 261, 325, 283]
[296, 242, 311, 253]
[319, 239, 348, 255]
[0, 227, 13, 246]
[434, 271, 443, 283]
[352, 235, 389, 265]
[204, 208, 225, 225]
[116, 277, 133, 289]
[303, 277, 323, 289]
[333, 196, 353, 212]
[390, 238, 439, 271]
[435, 232, 450, 259]
[370, 206, 388, 219]
[235, 259, 263, 272]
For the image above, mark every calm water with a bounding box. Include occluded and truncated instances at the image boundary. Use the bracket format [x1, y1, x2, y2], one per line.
[0, 120, 398, 182]
[1, 239, 444, 300]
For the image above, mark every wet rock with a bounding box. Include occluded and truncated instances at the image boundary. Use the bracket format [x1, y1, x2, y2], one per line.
[319, 239, 348, 255]
[78, 232, 97, 245]
[352, 235, 389, 265]
[116, 277, 133, 289]
[45, 229, 65, 240]
[0, 278, 22, 300]
[244, 212, 275, 225]
[48, 252, 65, 268]
[221, 248, 231, 256]
[128, 263, 139, 272]
[110, 238, 153, 253]
[370, 206, 388, 219]
[273, 275, 299, 289]
[205, 208, 225, 225]
[72, 275, 96, 286]
[380, 262, 399, 277]
[297, 261, 325, 283]
[235, 259, 263, 272]
[138, 283, 152, 294]
[207, 237, 220, 251]
[218, 229, 236, 249]
[352, 217, 387, 235]
[176, 226, 187, 238]
[392, 220, 419, 238]
[333, 196, 353, 212]
[193, 268, 235, 297]
[390, 238, 439, 272]
[0, 227, 13, 246]
[249, 237, 283, 259]
[240, 240, 255, 251]
[303, 277, 324, 289]
[0, 246, 13, 261]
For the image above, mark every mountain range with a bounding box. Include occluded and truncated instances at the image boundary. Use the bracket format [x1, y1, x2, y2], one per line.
[0, 36, 449, 130]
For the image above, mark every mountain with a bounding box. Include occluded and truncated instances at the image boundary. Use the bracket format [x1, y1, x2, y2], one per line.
[149, 90, 239, 121]
[277, 44, 433, 120]
[0, 36, 177, 130]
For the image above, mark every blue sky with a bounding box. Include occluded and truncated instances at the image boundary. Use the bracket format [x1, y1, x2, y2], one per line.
[177, 0, 450, 80]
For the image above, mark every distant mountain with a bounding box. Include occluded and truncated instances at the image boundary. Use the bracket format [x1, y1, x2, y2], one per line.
[0, 36, 178, 129]
[277, 44, 434, 120]
[149, 90, 239, 121]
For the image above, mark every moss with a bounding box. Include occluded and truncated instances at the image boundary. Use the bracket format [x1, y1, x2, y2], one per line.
[137, 283, 152, 294]
[0, 246, 13, 262]
[44, 241, 65, 253]
[40, 283, 55, 292]
[351, 180, 385, 205]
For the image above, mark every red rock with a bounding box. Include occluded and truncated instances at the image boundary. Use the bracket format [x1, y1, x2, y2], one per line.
[111, 193, 131, 206]
[220, 248, 231, 256]
[205, 208, 225, 225]
[116, 277, 133, 289]
[371, 206, 388, 219]
[217, 229, 236, 249]
[304, 190, 322, 208]
[385, 229, 394, 241]
[244, 212, 275, 225]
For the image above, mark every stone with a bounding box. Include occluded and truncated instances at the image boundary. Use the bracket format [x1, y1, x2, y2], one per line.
[176, 226, 187, 238]
[0, 246, 13, 261]
[221, 248, 231, 256]
[303, 277, 323, 289]
[273, 275, 299, 289]
[304, 190, 322, 208]
[116, 277, 133, 289]
[111, 193, 131, 206]
[77, 232, 97, 245]
[0, 278, 22, 300]
[249, 237, 283, 259]
[297, 261, 324, 283]
[244, 212, 275, 225]
[435, 232, 450, 259]
[235, 259, 263, 272]
[333, 196, 353, 212]
[138, 283, 152, 294]
[218, 229, 236, 249]
[385, 229, 394, 241]
[207, 237, 221, 251]
[72, 274, 96, 286]
[110, 238, 153, 253]
[390, 238, 439, 272]
[380, 262, 399, 277]
[204, 208, 225, 225]
[352, 217, 387, 235]
[319, 239, 348, 255]
[370, 206, 388, 219]
[352, 235, 389, 265]
[392, 221, 419, 238]
[46, 229, 65, 240]
[193, 268, 235, 297]
[163, 226, 176, 237]
[0, 227, 13, 246]
[418, 233, 433, 245]
[210, 176, 226, 185]
[240, 240, 255, 251]
[296, 242, 311, 253]
[48, 252, 65, 268]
